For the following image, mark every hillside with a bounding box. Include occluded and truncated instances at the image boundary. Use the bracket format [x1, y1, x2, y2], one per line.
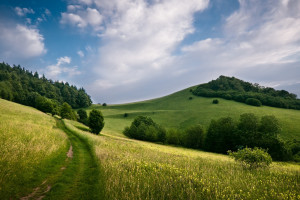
[0, 98, 68, 199]
[64, 118, 300, 199]
[1, 95, 300, 199]
[0, 99, 103, 199]
[192, 76, 300, 110]
[88, 88, 300, 141]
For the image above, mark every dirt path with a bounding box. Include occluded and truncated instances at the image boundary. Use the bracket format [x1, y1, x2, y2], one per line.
[20, 120, 103, 200]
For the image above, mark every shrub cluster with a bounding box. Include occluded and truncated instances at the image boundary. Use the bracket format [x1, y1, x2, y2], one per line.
[245, 98, 262, 106]
[123, 116, 166, 143]
[77, 109, 104, 135]
[124, 114, 300, 161]
[228, 147, 272, 169]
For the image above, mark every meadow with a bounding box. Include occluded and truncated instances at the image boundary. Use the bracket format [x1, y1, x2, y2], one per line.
[87, 88, 300, 140]
[64, 119, 300, 200]
[0, 99, 68, 199]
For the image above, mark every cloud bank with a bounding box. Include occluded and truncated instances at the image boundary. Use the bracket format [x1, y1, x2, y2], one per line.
[0, 23, 46, 63]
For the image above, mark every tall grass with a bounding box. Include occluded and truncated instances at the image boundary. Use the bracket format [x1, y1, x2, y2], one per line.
[0, 99, 68, 199]
[66, 120, 300, 200]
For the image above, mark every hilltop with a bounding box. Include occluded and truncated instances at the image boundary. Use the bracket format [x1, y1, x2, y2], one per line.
[90, 87, 300, 141]
[192, 75, 300, 110]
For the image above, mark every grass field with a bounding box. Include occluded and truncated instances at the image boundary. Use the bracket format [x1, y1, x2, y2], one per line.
[86, 88, 300, 140]
[0, 98, 68, 199]
[65, 120, 300, 200]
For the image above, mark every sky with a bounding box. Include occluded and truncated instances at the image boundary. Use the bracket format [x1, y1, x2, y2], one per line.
[0, 0, 300, 104]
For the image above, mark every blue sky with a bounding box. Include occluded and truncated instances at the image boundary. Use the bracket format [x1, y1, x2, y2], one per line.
[1, 0, 300, 103]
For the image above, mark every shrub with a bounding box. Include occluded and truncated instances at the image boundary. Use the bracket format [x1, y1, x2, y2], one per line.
[228, 147, 272, 169]
[102, 103, 107, 106]
[60, 102, 76, 120]
[123, 116, 166, 143]
[212, 99, 219, 104]
[124, 113, 128, 117]
[189, 97, 193, 100]
[77, 109, 88, 125]
[184, 124, 205, 149]
[245, 98, 262, 107]
[88, 109, 104, 134]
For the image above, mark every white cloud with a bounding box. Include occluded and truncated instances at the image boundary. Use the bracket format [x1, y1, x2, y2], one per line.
[45, 8, 51, 16]
[77, 50, 84, 57]
[61, 6, 103, 31]
[15, 7, 34, 16]
[179, 0, 300, 69]
[45, 56, 81, 80]
[89, 0, 209, 88]
[62, 0, 300, 102]
[0, 23, 46, 61]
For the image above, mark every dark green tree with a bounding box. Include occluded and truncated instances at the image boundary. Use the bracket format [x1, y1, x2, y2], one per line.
[88, 109, 104, 134]
[61, 102, 76, 120]
[77, 109, 88, 125]
[184, 124, 205, 149]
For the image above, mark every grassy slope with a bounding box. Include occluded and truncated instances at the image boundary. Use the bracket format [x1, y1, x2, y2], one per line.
[0, 98, 68, 199]
[66, 120, 300, 200]
[87, 88, 300, 140]
[45, 119, 104, 200]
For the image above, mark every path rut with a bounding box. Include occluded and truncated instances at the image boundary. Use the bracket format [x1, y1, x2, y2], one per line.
[20, 120, 103, 200]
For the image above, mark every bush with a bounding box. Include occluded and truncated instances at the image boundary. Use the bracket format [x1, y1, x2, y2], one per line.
[77, 109, 88, 125]
[212, 99, 219, 104]
[123, 116, 166, 143]
[102, 103, 107, 106]
[228, 147, 272, 169]
[124, 113, 128, 117]
[60, 102, 76, 120]
[245, 98, 262, 107]
[88, 109, 104, 134]
[183, 125, 205, 149]
[188, 97, 193, 100]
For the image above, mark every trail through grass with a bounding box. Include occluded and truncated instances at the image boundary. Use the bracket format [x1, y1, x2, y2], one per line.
[0, 99, 68, 199]
[42, 119, 104, 199]
[66, 120, 300, 200]
[0, 98, 103, 199]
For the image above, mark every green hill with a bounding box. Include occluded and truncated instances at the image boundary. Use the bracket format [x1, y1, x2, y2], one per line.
[88, 87, 300, 141]
[0, 98, 68, 199]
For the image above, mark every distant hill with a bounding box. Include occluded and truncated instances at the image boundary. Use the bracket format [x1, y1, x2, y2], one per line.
[191, 75, 300, 110]
[0, 62, 92, 110]
[87, 87, 300, 141]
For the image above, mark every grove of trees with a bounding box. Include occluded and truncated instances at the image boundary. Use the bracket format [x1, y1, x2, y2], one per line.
[192, 76, 300, 110]
[124, 114, 300, 162]
[0, 62, 92, 115]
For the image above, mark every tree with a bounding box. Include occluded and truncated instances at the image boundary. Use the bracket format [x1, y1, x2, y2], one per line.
[259, 115, 280, 137]
[77, 109, 88, 125]
[184, 124, 205, 149]
[205, 117, 238, 153]
[123, 116, 166, 143]
[245, 98, 262, 107]
[88, 109, 104, 134]
[238, 113, 259, 147]
[61, 102, 76, 120]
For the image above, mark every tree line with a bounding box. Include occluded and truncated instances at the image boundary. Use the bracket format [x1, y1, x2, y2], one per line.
[0, 62, 92, 114]
[192, 75, 300, 110]
[124, 114, 300, 162]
